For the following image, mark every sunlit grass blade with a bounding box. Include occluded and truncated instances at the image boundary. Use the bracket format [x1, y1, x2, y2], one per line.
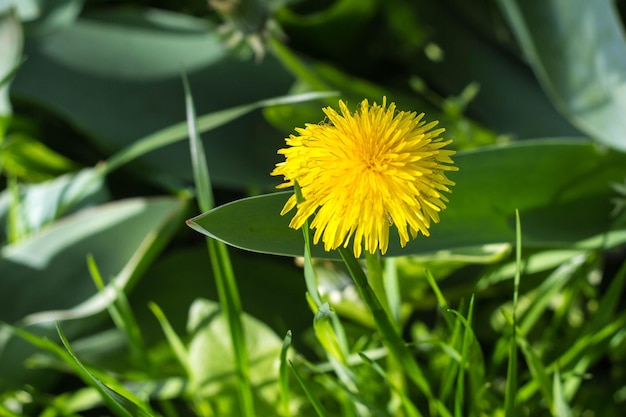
[584, 257, 626, 333]
[103, 90, 337, 174]
[148, 302, 191, 377]
[519, 259, 626, 400]
[552, 370, 573, 417]
[383, 257, 401, 324]
[518, 313, 626, 402]
[514, 326, 553, 410]
[55, 324, 155, 417]
[290, 361, 332, 417]
[182, 73, 255, 417]
[519, 253, 587, 334]
[87, 254, 150, 373]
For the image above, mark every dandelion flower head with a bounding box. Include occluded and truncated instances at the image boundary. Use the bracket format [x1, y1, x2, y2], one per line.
[271, 98, 458, 258]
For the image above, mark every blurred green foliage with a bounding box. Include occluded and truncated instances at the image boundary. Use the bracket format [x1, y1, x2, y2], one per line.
[1, 0, 626, 416]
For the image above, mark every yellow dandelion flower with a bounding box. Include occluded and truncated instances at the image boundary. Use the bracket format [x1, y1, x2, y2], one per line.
[271, 97, 458, 258]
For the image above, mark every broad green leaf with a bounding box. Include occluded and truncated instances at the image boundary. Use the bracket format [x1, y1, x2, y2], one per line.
[188, 140, 626, 258]
[0, 196, 188, 389]
[186, 298, 283, 416]
[11, 7, 299, 189]
[498, 0, 626, 151]
[0, 0, 39, 20]
[23, 0, 83, 35]
[0, 8, 22, 115]
[0, 167, 109, 244]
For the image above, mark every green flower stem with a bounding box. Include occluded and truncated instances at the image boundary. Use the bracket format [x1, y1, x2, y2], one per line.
[338, 247, 433, 399]
[365, 252, 394, 328]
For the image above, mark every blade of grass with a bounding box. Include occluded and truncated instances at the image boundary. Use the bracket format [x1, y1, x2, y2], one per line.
[103, 91, 337, 174]
[514, 326, 553, 411]
[279, 331, 293, 417]
[384, 257, 401, 324]
[87, 254, 150, 374]
[148, 302, 191, 377]
[425, 270, 456, 330]
[182, 72, 255, 417]
[2, 323, 153, 417]
[55, 324, 155, 417]
[438, 309, 463, 405]
[427, 281, 467, 407]
[520, 253, 587, 334]
[552, 370, 573, 417]
[289, 361, 332, 417]
[453, 296, 475, 417]
[504, 209, 522, 417]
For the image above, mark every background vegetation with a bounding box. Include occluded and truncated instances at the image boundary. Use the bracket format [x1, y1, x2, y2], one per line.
[1, 0, 625, 416]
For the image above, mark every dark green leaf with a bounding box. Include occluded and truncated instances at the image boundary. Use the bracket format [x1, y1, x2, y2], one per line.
[188, 140, 626, 258]
[12, 7, 299, 189]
